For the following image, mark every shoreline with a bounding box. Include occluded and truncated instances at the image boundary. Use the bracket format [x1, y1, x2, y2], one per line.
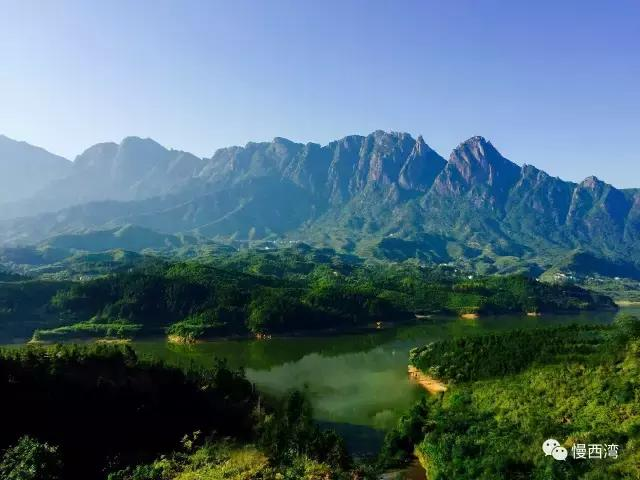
[172, 307, 616, 342]
[407, 365, 447, 394]
[15, 306, 620, 346]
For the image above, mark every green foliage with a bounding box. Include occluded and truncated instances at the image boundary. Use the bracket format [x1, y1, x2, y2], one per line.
[544, 250, 640, 282]
[258, 390, 351, 470]
[0, 344, 371, 480]
[0, 280, 68, 318]
[3, 246, 616, 342]
[377, 400, 431, 467]
[33, 320, 143, 341]
[109, 439, 374, 480]
[247, 287, 310, 334]
[607, 313, 640, 347]
[0, 279, 73, 340]
[385, 316, 640, 479]
[0, 435, 63, 480]
[166, 311, 228, 341]
[410, 324, 608, 383]
[0, 344, 257, 480]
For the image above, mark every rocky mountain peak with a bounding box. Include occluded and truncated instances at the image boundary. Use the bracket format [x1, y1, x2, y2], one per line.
[272, 136, 296, 146]
[568, 175, 631, 231]
[580, 175, 603, 189]
[451, 136, 498, 163]
[351, 131, 415, 187]
[118, 136, 168, 156]
[74, 142, 119, 170]
[412, 135, 427, 154]
[398, 136, 446, 192]
[1, 131, 639, 268]
[445, 136, 520, 189]
[464, 135, 489, 146]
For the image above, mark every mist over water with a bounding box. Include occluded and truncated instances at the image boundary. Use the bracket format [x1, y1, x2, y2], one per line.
[133, 309, 629, 431]
[249, 348, 419, 429]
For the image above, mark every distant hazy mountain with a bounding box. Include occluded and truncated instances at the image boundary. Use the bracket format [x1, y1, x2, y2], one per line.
[0, 135, 71, 204]
[0, 136, 203, 219]
[1, 130, 639, 273]
[42, 225, 195, 252]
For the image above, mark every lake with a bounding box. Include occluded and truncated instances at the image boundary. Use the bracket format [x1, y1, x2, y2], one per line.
[131, 308, 636, 456]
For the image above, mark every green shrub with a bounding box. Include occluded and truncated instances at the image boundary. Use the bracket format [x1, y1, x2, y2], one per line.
[0, 436, 63, 480]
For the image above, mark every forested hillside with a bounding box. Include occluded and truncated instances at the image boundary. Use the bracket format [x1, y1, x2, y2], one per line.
[0, 246, 615, 343]
[382, 314, 640, 479]
[0, 344, 366, 480]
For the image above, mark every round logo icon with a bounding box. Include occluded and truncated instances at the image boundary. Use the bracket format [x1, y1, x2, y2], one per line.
[542, 439, 560, 456]
[552, 446, 568, 461]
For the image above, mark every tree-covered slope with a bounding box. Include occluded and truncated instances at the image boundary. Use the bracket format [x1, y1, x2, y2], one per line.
[0, 345, 364, 480]
[43, 225, 194, 252]
[382, 314, 640, 479]
[0, 246, 615, 342]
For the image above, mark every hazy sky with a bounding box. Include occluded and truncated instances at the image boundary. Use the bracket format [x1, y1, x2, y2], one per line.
[0, 0, 638, 187]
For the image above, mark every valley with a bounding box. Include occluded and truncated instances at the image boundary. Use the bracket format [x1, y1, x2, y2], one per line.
[1, 131, 639, 480]
[0, 241, 633, 479]
[3, 2, 638, 478]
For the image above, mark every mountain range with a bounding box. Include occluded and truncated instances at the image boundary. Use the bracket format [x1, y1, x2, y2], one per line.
[1, 131, 639, 275]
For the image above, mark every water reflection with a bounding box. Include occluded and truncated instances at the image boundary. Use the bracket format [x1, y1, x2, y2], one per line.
[133, 309, 627, 431]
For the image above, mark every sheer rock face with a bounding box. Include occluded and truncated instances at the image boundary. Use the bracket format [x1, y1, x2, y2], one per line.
[567, 176, 632, 239]
[0, 131, 638, 266]
[398, 136, 447, 192]
[502, 164, 577, 248]
[356, 131, 414, 187]
[431, 136, 521, 208]
[199, 130, 446, 203]
[626, 192, 640, 243]
[73, 142, 118, 171]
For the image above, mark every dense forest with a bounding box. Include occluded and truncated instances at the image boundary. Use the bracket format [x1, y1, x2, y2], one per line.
[0, 246, 616, 342]
[382, 314, 640, 479]
[0, 344, 373, 480]
[409, 324, 609, 383]
[0, 246, 631, 479]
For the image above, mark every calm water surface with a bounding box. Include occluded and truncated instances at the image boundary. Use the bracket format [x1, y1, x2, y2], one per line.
[132, 308, 636, 444]
[5, 308, 638, 463]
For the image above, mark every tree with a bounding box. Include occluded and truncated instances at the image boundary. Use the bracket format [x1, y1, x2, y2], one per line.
[0, 436, 63, 480]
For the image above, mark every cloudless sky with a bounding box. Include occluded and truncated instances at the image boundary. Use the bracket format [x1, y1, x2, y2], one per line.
[0, 0, 638, 187]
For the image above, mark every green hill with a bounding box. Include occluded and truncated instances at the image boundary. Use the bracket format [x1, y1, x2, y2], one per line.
[382, 315, 640, 479]
[1, 246, 614, 343]
[42, 225, 194, 252]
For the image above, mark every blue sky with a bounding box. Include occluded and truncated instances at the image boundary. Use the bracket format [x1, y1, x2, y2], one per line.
[0, 0, 638, 187]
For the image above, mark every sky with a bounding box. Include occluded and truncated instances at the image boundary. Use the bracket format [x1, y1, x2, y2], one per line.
[0, 0, 638, 187]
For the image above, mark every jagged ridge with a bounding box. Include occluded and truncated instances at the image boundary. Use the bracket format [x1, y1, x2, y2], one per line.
[0, 131, 638, 270]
